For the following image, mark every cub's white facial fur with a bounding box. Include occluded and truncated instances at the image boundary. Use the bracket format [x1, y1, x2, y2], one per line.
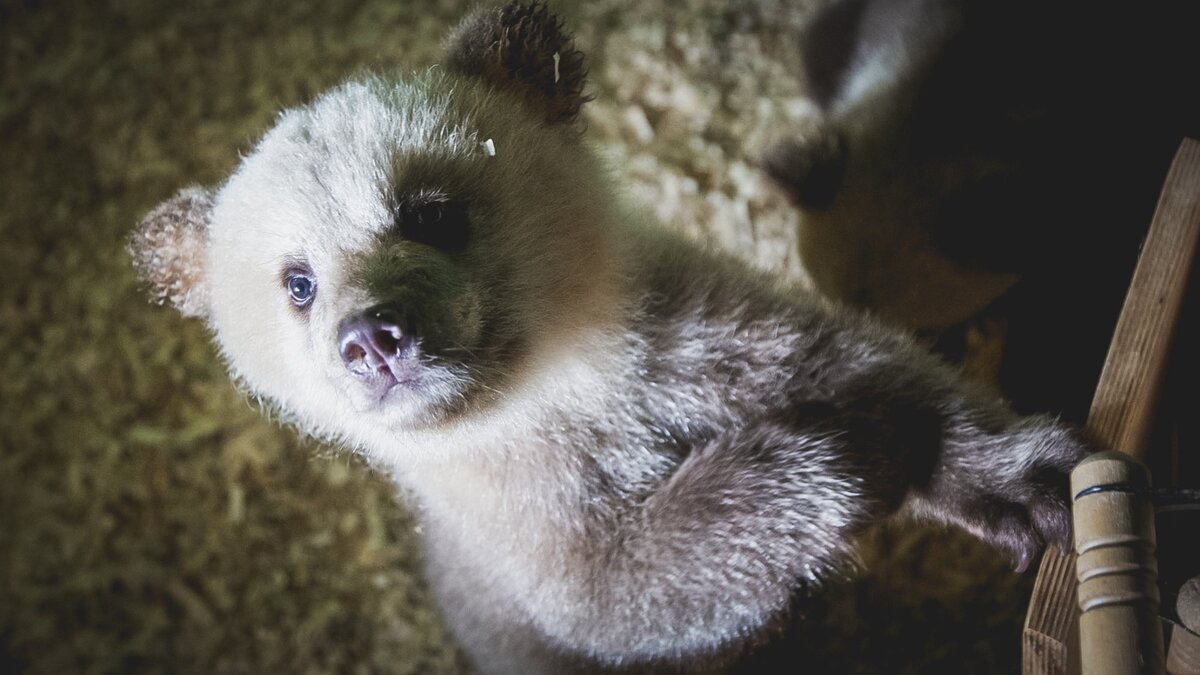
[132, 3, 1093, 672]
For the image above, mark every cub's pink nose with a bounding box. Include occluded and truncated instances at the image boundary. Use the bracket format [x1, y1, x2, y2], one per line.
[337, 305, 413, 380]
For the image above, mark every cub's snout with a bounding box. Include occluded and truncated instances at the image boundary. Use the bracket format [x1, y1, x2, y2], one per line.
[337, 304, 416, 392]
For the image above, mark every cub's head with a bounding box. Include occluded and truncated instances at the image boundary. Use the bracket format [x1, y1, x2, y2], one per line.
[130, 3, 610, 445]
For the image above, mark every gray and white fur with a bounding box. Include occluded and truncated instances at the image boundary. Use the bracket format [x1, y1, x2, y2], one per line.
[130, 4, 1092, 672]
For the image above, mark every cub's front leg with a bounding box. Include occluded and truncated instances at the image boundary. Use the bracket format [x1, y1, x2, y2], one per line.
[522, 367, 1092, 667]
[821, 341, 1095, 572]
[519, 406, 927, 666]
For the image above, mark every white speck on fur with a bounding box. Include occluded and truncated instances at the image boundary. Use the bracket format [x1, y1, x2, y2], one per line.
[553, 52, 560, 83]
[482, 137, 496, 156]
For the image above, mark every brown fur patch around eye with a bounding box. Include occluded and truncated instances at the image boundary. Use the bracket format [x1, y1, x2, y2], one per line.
[128, 187, 213, 319]
[445, 1, 590, 128]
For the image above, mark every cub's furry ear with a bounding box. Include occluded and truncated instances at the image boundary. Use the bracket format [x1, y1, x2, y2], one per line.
[445, 1, 588, 127]
[128, 187, 213, 319]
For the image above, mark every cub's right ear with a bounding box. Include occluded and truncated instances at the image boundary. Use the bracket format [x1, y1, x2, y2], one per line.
[444, 2, 588, 127]
[128, 187, 213, 320]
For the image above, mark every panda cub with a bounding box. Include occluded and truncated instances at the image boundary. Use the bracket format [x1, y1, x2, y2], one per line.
[131, 3, 1091, 672]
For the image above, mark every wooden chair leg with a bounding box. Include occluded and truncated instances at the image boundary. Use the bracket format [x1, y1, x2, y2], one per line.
[1072, 452, 1162, 674]
[1168, 577, 1200, 675]
[1167, 629, 1200, 675]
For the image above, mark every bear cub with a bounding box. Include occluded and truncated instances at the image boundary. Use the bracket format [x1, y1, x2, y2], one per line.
[131, 3, 1091, 672]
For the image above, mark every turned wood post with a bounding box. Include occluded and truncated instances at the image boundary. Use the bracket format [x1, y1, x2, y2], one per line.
[1072, 452, 1162, 674]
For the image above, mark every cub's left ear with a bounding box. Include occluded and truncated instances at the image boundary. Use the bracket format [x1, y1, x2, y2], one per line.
[445, 1, 588, 127]
[128, 187, 213, 320]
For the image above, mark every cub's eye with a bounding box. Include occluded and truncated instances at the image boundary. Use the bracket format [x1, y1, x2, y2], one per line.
[398, 199, 469, 252]
[284, 268, 316, 308]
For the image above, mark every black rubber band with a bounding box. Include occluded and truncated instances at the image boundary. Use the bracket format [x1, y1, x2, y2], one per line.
[1073, 484, 1200, 508]
[1074, 481, 1141, 501]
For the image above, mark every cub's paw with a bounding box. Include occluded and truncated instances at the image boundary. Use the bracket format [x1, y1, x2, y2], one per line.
[919, 421, 1094, 571]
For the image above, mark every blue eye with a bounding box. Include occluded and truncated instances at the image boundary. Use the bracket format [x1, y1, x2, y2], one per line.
[285, 270, 316, 307]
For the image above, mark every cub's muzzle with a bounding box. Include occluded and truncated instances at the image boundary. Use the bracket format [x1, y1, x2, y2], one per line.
[337, 304, 415, 390]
